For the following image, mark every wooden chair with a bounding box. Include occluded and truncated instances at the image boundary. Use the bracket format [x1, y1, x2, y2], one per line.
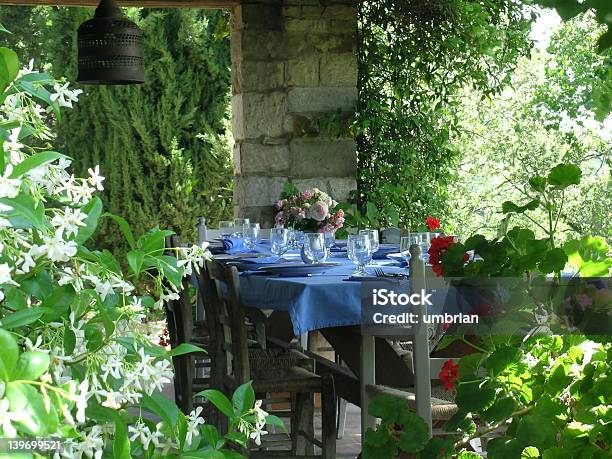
[204, 259, 337, 458]
[361, 244, 458, 440]
[164, 236, 214, 416]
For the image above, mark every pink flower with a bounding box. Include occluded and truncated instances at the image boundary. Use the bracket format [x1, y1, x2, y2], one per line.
[274, 199, 286, 210]
[275, 211, 286, 224]
[301, 190, 315, 200]
[309, 201, 329, 221]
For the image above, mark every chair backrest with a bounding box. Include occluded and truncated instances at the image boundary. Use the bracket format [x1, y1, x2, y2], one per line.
[204, 259, 250, 390]
[164, 235, 195, 345]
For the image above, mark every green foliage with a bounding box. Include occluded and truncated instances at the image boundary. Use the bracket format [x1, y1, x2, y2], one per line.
[354, 0, 533, 230]
[0, 7, 234, 255]
[448, 13, 611, 242]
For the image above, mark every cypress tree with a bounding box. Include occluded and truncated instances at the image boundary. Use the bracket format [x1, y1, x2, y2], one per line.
[0, 6, 233, 252]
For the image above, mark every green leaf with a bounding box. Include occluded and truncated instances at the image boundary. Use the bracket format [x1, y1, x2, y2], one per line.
[76, 197, 103, 244]
[421, 437, 456, 458]
[547, 163, 581, 188]
[14, 351, 50, 381]
[140, 228, 173, 255]
[265, 414, 288, 434]
[140, 393, 180, 431]
[168, 343, 207, 357]
[516, 413, 557, 450]
[481, 397, 517, 423]
[113, 417, 131, 459]
[484, 346, 523, 377]
[195, 389, 234, 418]
[181, 451, 226, 459]
[455, 380, 495, 413]
[397, 412, 429, 453]
[155, 255, 184, 289]
[127, 250, 145, 276]
[0, 307, 44, 329]
[0, 193, 46, 230]
[528, 176, 547, 192]
[8, 151, 66, 179]
[0, 23, 11, 34]
[542, 448, 573, 459]
[232, 380, 255, 416]
[199, 424, 223, 448]
[6, 382, 58, 435]
[0, 47, 19, 87]
[487, 436, 524, 459]
[363, 427, 397, 459]
[501, 199, 540, 214]
[104, 213, 136, 249]
[0, 329, 18, 382]
[521, 446, 540, 458]
[538, 248, 568, 274]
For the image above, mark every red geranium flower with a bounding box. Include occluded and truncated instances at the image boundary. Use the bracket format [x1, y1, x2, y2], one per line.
[426, 216, 441, 231]
[428, 235, 469, 277]
[439, 359, 459, 390]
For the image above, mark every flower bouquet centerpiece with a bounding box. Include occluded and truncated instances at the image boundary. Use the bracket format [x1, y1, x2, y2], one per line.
[273, 184, 345, 233]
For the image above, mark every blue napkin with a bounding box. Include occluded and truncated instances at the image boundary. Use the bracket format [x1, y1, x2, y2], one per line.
[238, 256, 284, 264]
[373, 246, 399, 259]
[222, 237, 246, 254]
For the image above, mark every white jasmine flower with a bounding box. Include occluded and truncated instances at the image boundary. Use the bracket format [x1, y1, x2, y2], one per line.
[51, 207, 88, 238]
[87, 165, 105, 191]
[75, 378, 89, 423]
[0, 166, 21, 199]
[0, 398, 24, 437]
[0, 263, 19, 287]
[50, 82, 83, 108]
[33, 236, 77, 262]
[129, 422, 154, 449]
[185, 406, 205, 446]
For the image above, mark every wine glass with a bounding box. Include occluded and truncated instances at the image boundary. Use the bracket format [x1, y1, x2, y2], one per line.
[400, 234, 419, 273]
[347, 234, 371, 276]
[417, 232, 433, 264]
[270, 227, 289, 258]
[304, 233, 327, 264]
[233, 218, 250, 237]
[219, 220, 234, 238]
[243, 223, 261, 250]
[360, 229, 379, 264]
[323, 230, 336, 250]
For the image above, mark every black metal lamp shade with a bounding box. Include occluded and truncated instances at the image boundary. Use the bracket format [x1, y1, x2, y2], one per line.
[77, 0, 144, 85]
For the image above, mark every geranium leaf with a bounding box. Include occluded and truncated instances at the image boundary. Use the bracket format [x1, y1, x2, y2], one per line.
[547, 163, 581, 188]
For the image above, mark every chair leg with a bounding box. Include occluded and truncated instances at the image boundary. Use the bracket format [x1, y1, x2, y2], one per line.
[292, 392, 314, 455]
[321, 375, 337, 459]
[337, 397, 348, 439]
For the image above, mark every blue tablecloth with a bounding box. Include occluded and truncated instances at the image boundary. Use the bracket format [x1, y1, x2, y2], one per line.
[216, 243, 450, 336]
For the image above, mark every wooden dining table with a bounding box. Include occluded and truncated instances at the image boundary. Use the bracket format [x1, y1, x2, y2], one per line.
[213, 242, 447, 445]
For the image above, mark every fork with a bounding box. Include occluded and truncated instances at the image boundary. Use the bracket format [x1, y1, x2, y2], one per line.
[374, 267, 386, 277]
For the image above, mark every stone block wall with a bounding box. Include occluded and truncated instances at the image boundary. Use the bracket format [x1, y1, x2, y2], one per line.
[231, 0, 358, 225]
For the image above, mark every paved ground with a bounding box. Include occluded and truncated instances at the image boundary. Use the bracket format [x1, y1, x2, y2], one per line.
[161, 382, 363, 457]
[316, 403, 362, 458]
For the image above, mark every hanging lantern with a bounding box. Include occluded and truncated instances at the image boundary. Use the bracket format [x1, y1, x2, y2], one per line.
[77, 0, 144, 85]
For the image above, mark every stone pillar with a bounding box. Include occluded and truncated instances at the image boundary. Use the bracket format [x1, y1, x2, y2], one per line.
[231, 0, 358, 225]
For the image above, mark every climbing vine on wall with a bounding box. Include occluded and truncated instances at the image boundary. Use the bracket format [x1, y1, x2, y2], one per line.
[353, 0, 534, 229]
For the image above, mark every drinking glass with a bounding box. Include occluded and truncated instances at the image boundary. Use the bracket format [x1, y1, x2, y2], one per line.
[359, 229, 380, 253]
[417, 232, 433, 264]
[243, 223, 261, 250]
[323, 230, 336, 250]
[293, 230, 304, 248]
[347, 234, 371, 276]
[400, 235, 420, 271]
[304, 233, 327, 264]
[270, 227, 289, 257]
[219, 220, 234, 238]
[233, 218, 250, 237]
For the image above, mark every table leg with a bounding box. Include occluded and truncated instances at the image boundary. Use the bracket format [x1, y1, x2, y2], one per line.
[361, 334, 376, 447]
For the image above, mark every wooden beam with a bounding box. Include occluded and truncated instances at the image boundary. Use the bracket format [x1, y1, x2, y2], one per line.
[0, 0, 237, 7]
